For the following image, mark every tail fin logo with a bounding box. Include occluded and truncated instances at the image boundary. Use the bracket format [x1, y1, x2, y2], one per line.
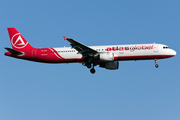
[11, 33, 28, 49]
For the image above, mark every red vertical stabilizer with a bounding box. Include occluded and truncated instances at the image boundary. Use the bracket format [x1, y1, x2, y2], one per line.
[7, 28, 34, 51]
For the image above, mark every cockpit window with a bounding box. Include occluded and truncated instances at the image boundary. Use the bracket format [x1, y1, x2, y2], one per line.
[163, 46, 170, 49]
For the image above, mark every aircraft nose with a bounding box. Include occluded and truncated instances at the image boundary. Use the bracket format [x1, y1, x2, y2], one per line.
[171, 49, 177, 56]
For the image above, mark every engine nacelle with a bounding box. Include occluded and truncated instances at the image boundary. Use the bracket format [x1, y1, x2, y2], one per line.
[99, 52, 114, 62]
[99, 61, 119, 70]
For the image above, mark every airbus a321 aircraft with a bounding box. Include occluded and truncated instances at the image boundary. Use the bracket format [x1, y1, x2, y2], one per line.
[5, 28, 176, 74]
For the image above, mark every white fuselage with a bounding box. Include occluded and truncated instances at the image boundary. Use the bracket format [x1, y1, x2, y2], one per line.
[51, 43, 176, 61]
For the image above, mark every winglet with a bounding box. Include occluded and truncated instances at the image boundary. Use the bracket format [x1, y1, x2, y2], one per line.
[63, 36, 68, 40]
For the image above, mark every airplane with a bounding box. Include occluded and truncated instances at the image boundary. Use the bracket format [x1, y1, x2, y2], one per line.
[5, 27, 176, 74]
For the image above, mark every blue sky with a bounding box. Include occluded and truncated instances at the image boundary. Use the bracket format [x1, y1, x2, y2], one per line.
[0, 0, 180, 120]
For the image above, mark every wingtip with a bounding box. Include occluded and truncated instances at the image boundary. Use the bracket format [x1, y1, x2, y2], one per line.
[63, 36, 68, 40]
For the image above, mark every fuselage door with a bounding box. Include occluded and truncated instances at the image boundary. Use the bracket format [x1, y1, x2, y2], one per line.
[153, 44, 158, 52]
[32, 49, 36, 57]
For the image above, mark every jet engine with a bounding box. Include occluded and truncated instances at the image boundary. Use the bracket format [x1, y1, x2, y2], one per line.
[99, 61, 119, 70]
[99, 52, 114, 62]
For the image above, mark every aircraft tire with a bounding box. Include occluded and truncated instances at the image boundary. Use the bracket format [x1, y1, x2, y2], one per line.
[90, 68, 96, 74]
[86, 63, 91, 68]
[155, 64, 159, 68]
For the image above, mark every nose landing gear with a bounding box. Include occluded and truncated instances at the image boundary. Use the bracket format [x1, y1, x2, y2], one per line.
[155, 59, 159, 68]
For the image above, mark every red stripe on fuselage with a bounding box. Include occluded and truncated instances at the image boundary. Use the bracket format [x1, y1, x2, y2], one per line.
[114, 55, 175, 61]
[49, 48, 64, 59]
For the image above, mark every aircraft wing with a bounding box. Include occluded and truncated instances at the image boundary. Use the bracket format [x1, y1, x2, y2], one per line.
[63, 36, 98, 57]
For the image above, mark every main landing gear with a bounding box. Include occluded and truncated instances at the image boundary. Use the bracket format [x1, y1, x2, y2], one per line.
[154, 59, 159, 68]
[85, 63, 96, 74]
[85, 63, 91, 69]
[90, 68, 96, 74]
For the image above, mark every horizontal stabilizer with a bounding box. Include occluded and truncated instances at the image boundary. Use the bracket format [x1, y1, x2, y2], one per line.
[5, 47, 23, 55]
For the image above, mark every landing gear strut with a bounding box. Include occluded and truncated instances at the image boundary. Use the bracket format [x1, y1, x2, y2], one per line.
[155, 59, 159, 68]
[85, 63, 91, 68]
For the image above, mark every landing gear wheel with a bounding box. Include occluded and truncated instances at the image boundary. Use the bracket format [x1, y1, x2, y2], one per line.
[86, 63, 91, 69]
[155, 64, 159, 68]
[90, 68, 96, 74]
[154, 59, 159, 68]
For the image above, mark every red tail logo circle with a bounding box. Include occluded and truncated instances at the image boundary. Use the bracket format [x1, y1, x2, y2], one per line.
[11, 33, 28, 49]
